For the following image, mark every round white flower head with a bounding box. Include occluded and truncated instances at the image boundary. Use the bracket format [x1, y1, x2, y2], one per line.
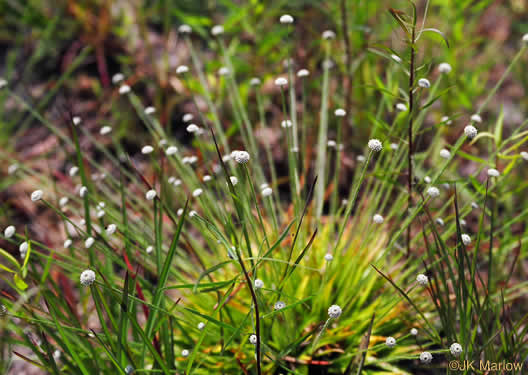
[0, 78, 7, 89]
[274, 77, 288, 87]
[450, 342, 463, 357]
[460, 219, 467, 226]
[322, 30, 336, 40]
[390, 143, 399, 150]
[249, 334, 258, 345]
[80, 269, 96, 286]
[142, 145, 154, 154]
[181, 349, 189, 357]
[64, 239, 72, 248]
[523, 34, 528, 43]
[229, 176, 238, 186]
[441, 116, 453, 125]
[234, 150, 250, 164]
[106, 224, 117, 236]
[440, 148, 451, 159]
[487, 168, 499, 177]
[176, 65, 189, 75]
[327, 140, 336, 148]
[189, 210, 197, 218]
[69, 166, 79, 177]
[249, 77, 261, 86]
[418, 78, 431, 88]
[334, 108, 346, 117]
[85, 237, 95, 249]
[420, 351, 433, 363]
[192, 188, 203, 197]
[274, 301, 286, 310]
[177, 208, 184, 216]
[146, 190, 157, 201]
[178, 24, 192, 34]
[297, 69, 309, 78]
[19, 242, 28, 255]
[173, 179, 182, 186]
[464, 125, 478, 139]
[328, 304, 342, 319]
[79, 186, 88, 198]
[260, 183, 269, 190]
[368, 139, 383, 152]
[203, 175, 212, 182]
[438, 62, 452, 74]
[373, 214, 384, 224]
[261, 187, 273, 197]
[96, 210, 105, 218]
[4, 225, 15, 238]
[31, 190, 43, 202]
[8, 164, 18, 175]
[166, 146, 178, 156]
[182, 113, 194, 122]
[112, 73, 124, 84]
[197, 322, 205, 330]
[125, 365, 134, 375]
[322, 59, 334, 69]
[211, 25, 224, 36]
[145, 106, 156, 115]
[385, 337, 396, 348]
[324, 253, 333, 261]
[119, 85, 131, 95]
[396, 103, 407, 112]
[218, 67, 230, 76]
[410, 328, 418, 336]
[72, 116, 82, 126]
[436, 218, 445, 226]
[424, 176, 432, 184]
[427, 186, 440, 198]
[461, 233, 471, 245]
[281, 120, 292, 128]
[391, 54, 402, 63]
[470, 114, 482, 123]
[520, 151, 528, 161]
[254, 279, 264, 289]
[100, 126, 112, 135]
[186, 124, 199, 133]
[146, 246, 153, 254]
[416, 274, 428, 286]
[279, 14, 294, 24]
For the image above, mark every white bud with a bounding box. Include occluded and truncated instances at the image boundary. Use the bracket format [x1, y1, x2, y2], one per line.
[436, 218, 445, 226]
[274, 77, 288, 87]
[420, 351, 433, 363]
[189, 210, 197, 218]
[391, 54, 402, 63]
[254, 279, 264, 289]
[424, 176, 431, 184]
[145, 106, 156, 115]
[297, 69, 309, 77]
[438, 62, 452, 74]
[192, 188, 203, 197]
[19, 242, 28, 255]
[218, 67, 230, 76]
[178, 24, 192, 34]
[357, 155, 366, 163]
[79, 186, 88, 198]
[80, 269, 96, 286]
[166, 146, 178, 155]
[106, 224, 117, 236]
[211, 25, 224, 36]
[146, 190, 157, 200]
[416, 274, 428, 286]
[281, 120, 292, 128]
[229, 176, 238, 186]
[464, 125, 477, 139]
[197, 322, 205, 330]
[203, 175, 212, 182]
[142, 145, 154, 154]
[461, 234, 471, 245]
[233, 150, 250, 164]
[100, 126, 112, 135]
[385, 337, 396, 348]
[441, 116, 452, 125]
[274, 301, 286, 310]
[522, 34, 528, 43]
[450, 343, 463, 357]
[69, 166, 79, 177]
[173, 179, 182, 186]
[249, 77, 261, 86]
[418, 78, 431, 88]
[177, 208, 184, 216]
[396, 103, 407, 112]
[390, 143, 399, 150]
[334, 108, 346, 117]
[440, 148, 451, 159]
[64, 239, 72, 248]
[85, 237, 95, 249]
[373, 214, 384, 224]
[4, 225, 15, 238]
[186, 124, 199, 133]
[146, 246, 153, 254]
[324, 253, 333, 262]
[327, 140, 336, 148]
[470, 114, 482, 123]
[520, 151, 528, 161]
[261, 187, 273, 197]
[279, 14, 294, 24]
[327, 304, 342, 319]
[368, 139, 382, 152]
[119, 85, 131, 94]
[487, 168, 499, 177]
[31, 190, 43, 202]
[176, 65, 189, 74]
[96, 210, 105, 218]
[322, 30, 336, 40]
[182, 113, 194, 122]
[0, 78, 8, 88]
[8, 164, 18, 174]
[112, 73, 124, 84]
[411, 328, 418, 336]
[249, 334, 258, 345]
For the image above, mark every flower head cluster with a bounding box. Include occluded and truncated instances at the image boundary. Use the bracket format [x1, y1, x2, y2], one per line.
[416, 274, 428, 286]
[328, 304, 342, 319]
[420, 351, 433, 363]
[464, 125, 478, 139]
[450, 343, 463, 357]
[80, 270, 96, 286]
[368, 139, 382, 152]
[232, 150, 250, 164]
[385, 336, 396, 348]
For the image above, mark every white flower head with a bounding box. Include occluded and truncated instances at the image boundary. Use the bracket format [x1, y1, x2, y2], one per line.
[144, 190, 156, 201]
[254, 279, 264, 289]
[373, 214, 384, 224]
[177, 208, 184, 216]
[328, 304, 342, 319]
[391, 54, 402, 63]
[470, 114, 482, 123]
[181, 349, 189, 357]
[173, 179, 182, 186]
[146, 246, 153, 254]
[420, 351, 433, 363]
[441, 116, 452, 125]
[461, 233, 471, 246]
[520, 151, 528, 161]
[396, 103, 407, 112]
[324, 253, 333, 262]
[203, 175, 212, 182]
[182, 113, 194, 122]
[233, 150, 250, 164]
[249, 77, 261, 87]
[189, 210, 197, 218]
[72, 116, 82, 126]
[418, 78, 431, 88]
[4, 225, 15, 238]
[145, 106, 156, 115]
[178, 24, 192, 34]
[322, 30, 336, 40]
[85, 237, 95, 249]
[368, 139, 382, 152]
[106, 224, 117, 236]
[424, 176, 432, 184]
[522, 33, 528, 43]
[390, 143, 399, 150]
[281, 120, 292, 128]
[79, 186, 88, 198]
[334, 108, 346, 117]
[197, 322, 205, 330]
[19, 241, 28, 255]
[357, 155, 366, 163]
[327, 140, 336, 148]
[69, 166, 79, 177]
[31, 190, 43, 202]
[416, 274, 428, 286]
[450, 342, 463, 357]
[192, 188, 203, 197]
[279, 14, 294, 24]
[218, 66, 230, 76]
[119, 85, 131, 95]
[274, 301, 286, 310]
[261, 187, 273, 197]
[166, 146, 178, 156]
[385, 336, 396, 348]
[211, 25, 224, 36]
[112, 73, 124, 84]
[249, 334, 258, 345]
[229, 176, 238, 186]
[487, 168, 499, 177]
[464, 125, 477, 139]
[80, 270, 96, 286]
[297, 69, 309, 78]
[274, 77, 288, 87]
[410, 328, 418, 336]
[142, 145, 154, 154]
[64, 239, 72, 248]
[438, 62, 452, 74]
[100, 126, 112, 135]
[96, 210, 105, 218]
[436, 218, 445, 226]
[186, 124, 199, 133]
[440, 148, 451, 159]
[426, 186, 440, 198]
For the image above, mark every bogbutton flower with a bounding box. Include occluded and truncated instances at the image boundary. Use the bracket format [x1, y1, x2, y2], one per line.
[450, 343, 463, 357]
[192, 188, 203, 197]
[166, 146, 178, 155]
[418, 78, 431, 88]
[297, 69, 309, 77]
[322, 30, 336, 40]
[4, 225, 15, 238]
[142, 145, 154, 154]
[182, 113, 194, 122]
[416, 274, 428, 286]
[487, 168, 499, 177]
[438, 62, 452, 74]
[145, 190, 157, 200]
[119, 85, 131, 94]
[261, 187, 273, 197]
[324, 253, 333, 261]
[461, 234, 471, 245]
[181, 349, 189, 357]
[274, 77, 288, 87]
[178, 24, 192, 34]
[385, 337, 396, 348]
[420, 351, 433, 363]
[470, 114, 482, 123]
[328, 304, 342, 319]
[279, 14, 294, 24]
[464, 125, 478, 139]
[145, 106, 156, 115]
[31, 190, 43, 202]
[426, 186, 440, 198]
[198, 322, 205, 330]
[85, 237, 95, 249]
[106, 224, 117, 236]
[80, 269, 96, 286]
[396, 103, 407, 111]
[373, 214, 384, 224]
[334, 108, 346, 117]
[368, 139, 382, 152]
[254, 279, 264, 289]
[100, 126, 112, 135]
[249, 334, 258, 345]
[274, 301, 286, 310]
[233, 150, 250, 164]
[211, 25, 224, 36]
[410, 328, 418, 336]
[440, 149, 451, 159]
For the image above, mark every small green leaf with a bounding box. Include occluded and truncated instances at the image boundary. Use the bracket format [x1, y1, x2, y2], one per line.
[14, 273, 28, 291]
